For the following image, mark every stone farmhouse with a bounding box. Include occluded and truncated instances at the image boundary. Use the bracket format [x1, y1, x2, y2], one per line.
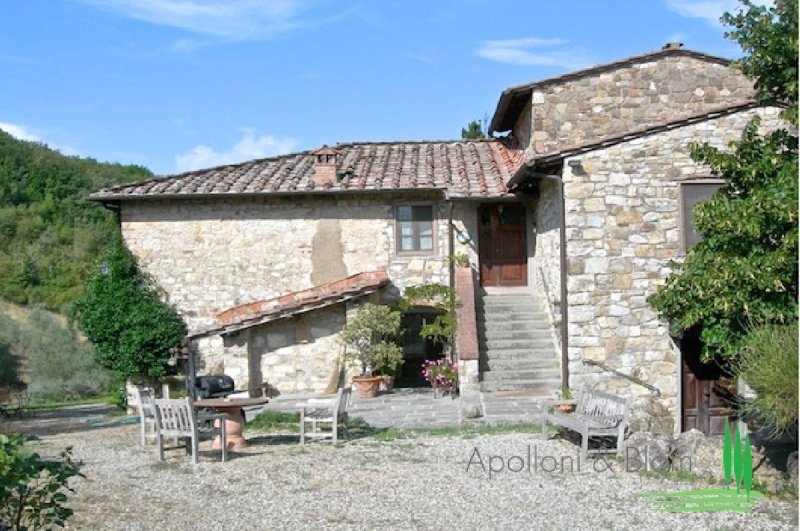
[91, 44, 783, 436]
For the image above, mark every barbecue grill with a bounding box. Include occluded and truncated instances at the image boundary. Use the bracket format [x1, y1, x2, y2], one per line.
[194, 375, 235, 399]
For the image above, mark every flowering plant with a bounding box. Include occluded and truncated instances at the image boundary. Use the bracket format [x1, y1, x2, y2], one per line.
[421, 359, 458, 388]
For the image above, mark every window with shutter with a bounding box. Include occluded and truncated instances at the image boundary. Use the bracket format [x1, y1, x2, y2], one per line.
[396, 205, 435, 253]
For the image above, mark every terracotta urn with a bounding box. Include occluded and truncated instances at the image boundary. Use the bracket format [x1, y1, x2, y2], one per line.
[352, 376, 382, 398]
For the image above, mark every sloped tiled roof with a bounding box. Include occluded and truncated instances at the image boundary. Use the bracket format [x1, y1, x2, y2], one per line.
[188, 271, 390, 339]
[91, 139, 524, 201]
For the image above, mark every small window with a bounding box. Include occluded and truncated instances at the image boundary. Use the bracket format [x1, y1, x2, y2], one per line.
[681, 182, 723, 250]
[396, 205, 434, 252]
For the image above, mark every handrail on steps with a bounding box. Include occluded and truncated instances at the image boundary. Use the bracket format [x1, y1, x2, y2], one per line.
[581, 359, 661, 396]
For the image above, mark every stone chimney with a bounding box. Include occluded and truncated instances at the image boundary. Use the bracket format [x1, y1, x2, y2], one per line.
[311, 145, 339, 187]
[662, 42, 684, 50]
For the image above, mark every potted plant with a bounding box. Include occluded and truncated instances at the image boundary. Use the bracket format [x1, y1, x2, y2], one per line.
[554, 387, 576, 413]
[422, 358, 458, 398]
[340, 303, 403, 398]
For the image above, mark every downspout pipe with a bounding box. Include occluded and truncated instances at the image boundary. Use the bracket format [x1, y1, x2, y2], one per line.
[531, 172, 569, 393]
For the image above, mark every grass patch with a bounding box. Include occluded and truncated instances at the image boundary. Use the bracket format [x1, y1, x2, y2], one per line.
[247, 410, 301, 432]
[247, 411, 544, 442]
[28, 394, 117, 411]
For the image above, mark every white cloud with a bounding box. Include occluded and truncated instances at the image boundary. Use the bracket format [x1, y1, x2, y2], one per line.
[476, 37, 594, 70]
[0, 122, 80, 155]
[78, 0, 312, 40]
[665, 0, 772, 25]
[0, 122, 41, 142]
[175, 129, 298, 172]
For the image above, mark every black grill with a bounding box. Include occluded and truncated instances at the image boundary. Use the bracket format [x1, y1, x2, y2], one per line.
[194, 375, 235, 399]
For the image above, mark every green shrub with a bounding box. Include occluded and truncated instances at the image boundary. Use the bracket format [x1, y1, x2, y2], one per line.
[73, 235, 187, 380]
[340, 303, 403, 376]
[734, 322, 798, 438]
[0, 434, 83, 530]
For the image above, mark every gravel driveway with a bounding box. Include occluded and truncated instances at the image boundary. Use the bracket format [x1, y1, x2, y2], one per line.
[8, 409, 798, 530]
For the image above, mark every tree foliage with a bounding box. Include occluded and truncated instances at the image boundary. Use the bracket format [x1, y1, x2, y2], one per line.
[649, 0, 798, 360]
[722, 0, 798, 122]
[461, 118, 487, 139]
[0, 130, 152, 310]
[0, 434, 83, 530]
[72, 235, 187, 380]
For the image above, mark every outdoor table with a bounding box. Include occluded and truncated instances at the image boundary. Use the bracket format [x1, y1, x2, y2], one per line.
[193, 397, 269, 450]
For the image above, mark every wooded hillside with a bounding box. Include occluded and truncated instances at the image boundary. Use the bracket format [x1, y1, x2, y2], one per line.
[0, 130, 152, 310]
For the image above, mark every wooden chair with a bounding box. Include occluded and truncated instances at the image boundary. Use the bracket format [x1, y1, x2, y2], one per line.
[299, 387, 351, 444]
[133, 386, 156, 445]
[152, 398, 228, 464]
[541, 387, 632, 461]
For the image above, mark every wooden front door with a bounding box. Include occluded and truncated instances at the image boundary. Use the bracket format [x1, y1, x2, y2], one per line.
[478, 204, 528, 287]
[680, 328, 736, 435]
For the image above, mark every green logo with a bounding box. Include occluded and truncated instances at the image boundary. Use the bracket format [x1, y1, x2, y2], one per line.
[639, 419, 763, 513]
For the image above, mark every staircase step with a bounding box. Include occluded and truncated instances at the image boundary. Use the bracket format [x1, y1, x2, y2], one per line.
[481, 338, 555, 350]
[481, 358, 560, 371]
[480, 348, 558, 360]
[478, 320, 550, 332]
[480, 329, 552, 341]
[479, 311, 549, 321]
[482, 368, 561, 381]
[481, 378, 562, 393]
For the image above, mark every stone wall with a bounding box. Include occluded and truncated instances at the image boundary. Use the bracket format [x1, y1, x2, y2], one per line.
[121, 193, 480, 393]
[561, 106, 783, 432]
[521, 54, 755, 157]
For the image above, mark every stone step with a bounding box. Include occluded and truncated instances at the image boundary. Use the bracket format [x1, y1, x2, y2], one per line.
[481, 378, 562, 393]
[481, 358, 560, 371]
[478, 320, 551, 332]
[480, 338, 555, 350]
[475, 305, 545, 315]
[480, 348, 558, 360]
[481, 368, 561, 381]
[480, 295, 542, 304]
[479, 329, 552, 341]
[480, 311, 544, 323]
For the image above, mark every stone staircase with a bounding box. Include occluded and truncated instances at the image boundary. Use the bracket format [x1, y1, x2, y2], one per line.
[478, 290, 561, 395]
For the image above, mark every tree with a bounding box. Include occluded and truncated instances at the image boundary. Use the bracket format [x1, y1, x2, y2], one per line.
[649, 0, 798, 360]
[72, 235, 187, 381]
[461, 117, 487, 139]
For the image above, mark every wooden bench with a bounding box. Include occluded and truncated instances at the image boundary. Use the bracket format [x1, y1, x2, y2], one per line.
[541, 388, 631, 461]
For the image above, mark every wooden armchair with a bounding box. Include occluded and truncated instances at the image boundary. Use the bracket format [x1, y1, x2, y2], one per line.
[299, 387, 351, 444]
[152, 398, 228, 464]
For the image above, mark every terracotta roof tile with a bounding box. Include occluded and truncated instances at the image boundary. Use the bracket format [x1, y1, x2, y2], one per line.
[91, 139, 523, 201]
[188, 271, 390, 339]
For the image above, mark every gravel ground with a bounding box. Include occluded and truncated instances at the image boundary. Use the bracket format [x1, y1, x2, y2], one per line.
[7, 409, 798, 530]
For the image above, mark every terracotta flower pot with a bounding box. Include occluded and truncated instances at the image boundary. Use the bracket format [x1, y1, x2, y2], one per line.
[352, 376, 382, 398]
[556, 403, 576, 414]
[378, 375, 394, 393]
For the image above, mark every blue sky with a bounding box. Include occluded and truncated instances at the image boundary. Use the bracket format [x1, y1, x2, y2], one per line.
[0, 0, 753, 175]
